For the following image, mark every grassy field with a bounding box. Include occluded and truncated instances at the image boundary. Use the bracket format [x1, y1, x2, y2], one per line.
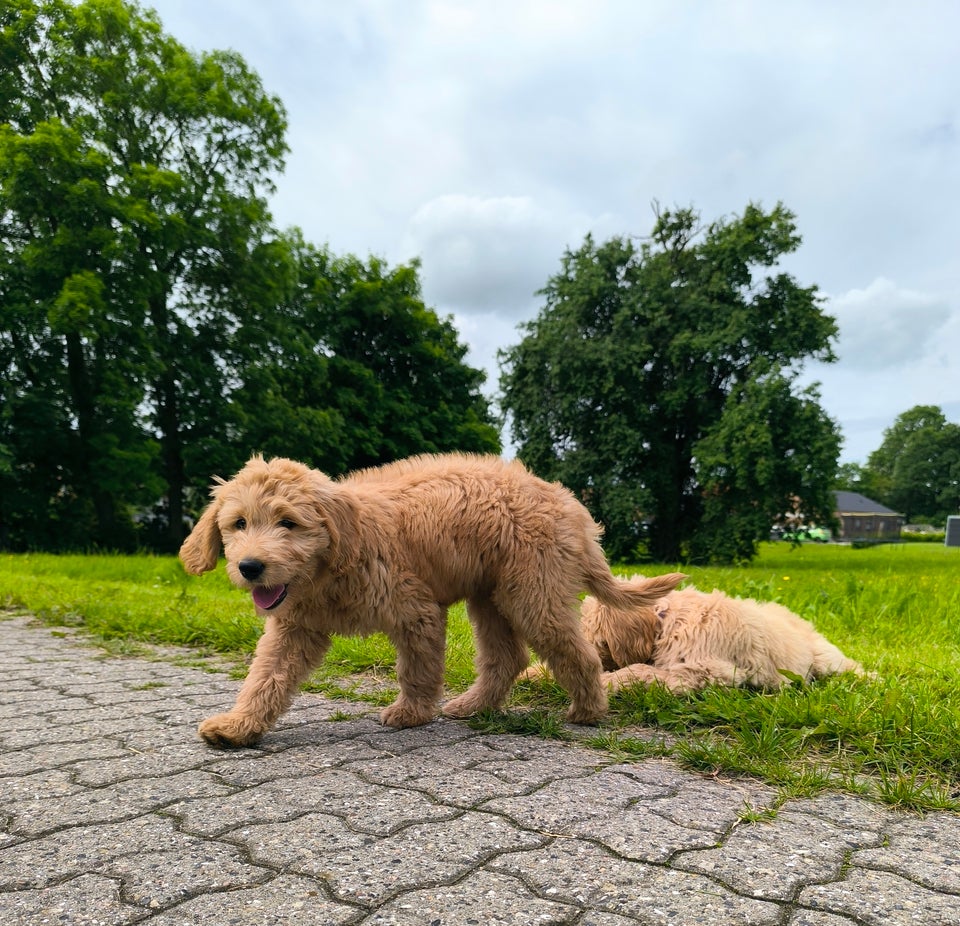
[2, 543, 958, 813]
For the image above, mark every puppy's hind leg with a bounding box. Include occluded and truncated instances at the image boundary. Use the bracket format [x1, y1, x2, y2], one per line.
[199, 619, 331, 748]
[602, 659, 743, 694]
[381, 600, 447, 728]
[442, 597, 529, 719]
[509, 595, 606, 725]
[809, 639, 865, 680]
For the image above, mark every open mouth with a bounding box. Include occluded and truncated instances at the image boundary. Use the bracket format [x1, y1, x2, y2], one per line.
[252, 584, 288, 611]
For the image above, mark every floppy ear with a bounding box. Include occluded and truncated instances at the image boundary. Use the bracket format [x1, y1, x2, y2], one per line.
[179, 496, 223, 575]
[599, 572, 683, 666]
[604, 608, 660, 668]
[582, 594, 659, 669]
[309, 475, 361, 574]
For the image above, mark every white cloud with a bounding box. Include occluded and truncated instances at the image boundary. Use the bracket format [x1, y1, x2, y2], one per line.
[827, 278, 953, 369]
[403, 194, 611, 319]
[805, 285, 960, 461]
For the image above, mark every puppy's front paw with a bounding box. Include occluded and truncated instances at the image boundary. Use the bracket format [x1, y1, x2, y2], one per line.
[198, 712, 265, 748]
[564, 697, 607, 726]
[379, 699, 435, 729]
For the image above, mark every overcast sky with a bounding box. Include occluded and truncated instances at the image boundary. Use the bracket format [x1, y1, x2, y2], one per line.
[147, 0, 959, 463]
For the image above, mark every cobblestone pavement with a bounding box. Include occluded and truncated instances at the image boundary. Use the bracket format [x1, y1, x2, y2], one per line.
[1, 614, 957, 925]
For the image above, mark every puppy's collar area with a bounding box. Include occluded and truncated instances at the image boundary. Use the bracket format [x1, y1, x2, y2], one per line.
[252, 585, 288, 611]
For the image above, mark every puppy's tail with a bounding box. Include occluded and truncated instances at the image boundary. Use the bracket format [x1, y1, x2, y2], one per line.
[585, 570, 687, 610]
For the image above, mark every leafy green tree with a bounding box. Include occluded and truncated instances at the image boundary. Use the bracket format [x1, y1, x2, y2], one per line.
[866, 406, 960, 524]
[1, 0, 287, 549]
[229, 234, 500, 476]
[500, 203, 841, 563]
[693, 370, 840, 562]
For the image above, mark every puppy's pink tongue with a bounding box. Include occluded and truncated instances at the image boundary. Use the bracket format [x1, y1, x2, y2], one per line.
[252, 585, 286, 610]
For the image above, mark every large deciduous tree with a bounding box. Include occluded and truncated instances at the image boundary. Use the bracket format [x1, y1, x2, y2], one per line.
[0, 0, 287, 549]
[500, 203, 841, 563]
[229, 234, 500, 476]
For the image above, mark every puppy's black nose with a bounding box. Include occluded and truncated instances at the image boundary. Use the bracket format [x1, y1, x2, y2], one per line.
[238, 558, 265, 581]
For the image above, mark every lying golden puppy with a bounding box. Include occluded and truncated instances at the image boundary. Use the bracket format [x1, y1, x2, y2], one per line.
[523, 574, 864, 693]
[180, 454, 686, 746]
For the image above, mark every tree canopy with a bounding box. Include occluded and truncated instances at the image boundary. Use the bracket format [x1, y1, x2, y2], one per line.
[500, 203, 841, 563]
[0, 0, 498, 552]
[860, 406, 960, 524]
[228, 233, 500, 477]
[1, 0, 287, 549]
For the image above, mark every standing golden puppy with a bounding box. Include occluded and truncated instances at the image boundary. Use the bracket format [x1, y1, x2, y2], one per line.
[180, 453, 685, 747]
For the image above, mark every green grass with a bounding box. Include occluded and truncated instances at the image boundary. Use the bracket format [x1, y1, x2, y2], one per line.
[2, 544, 959, 812]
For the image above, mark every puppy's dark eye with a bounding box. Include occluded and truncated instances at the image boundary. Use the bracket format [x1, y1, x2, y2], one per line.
[235, 518, 247, 530]
[278, 518, 296, 530]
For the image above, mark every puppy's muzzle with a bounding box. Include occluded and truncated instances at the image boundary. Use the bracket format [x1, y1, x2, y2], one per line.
[238, 558, 266, 581]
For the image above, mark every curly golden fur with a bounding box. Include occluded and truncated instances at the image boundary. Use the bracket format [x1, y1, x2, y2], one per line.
[583, 576, 865, 692]
[180, 454, 686, 747]
[522, 575, 863, 693]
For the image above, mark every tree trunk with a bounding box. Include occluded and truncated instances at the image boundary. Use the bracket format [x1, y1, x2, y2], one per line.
[149, 293, 186, 552]
[64, 330, 118, 545]
[158, 368, 185, 551]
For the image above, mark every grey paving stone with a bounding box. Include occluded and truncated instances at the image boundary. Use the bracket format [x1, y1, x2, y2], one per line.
[490, 839, 783, 924]
[0, 676, 46, 691]
[69, 742, 212, 786]
[644, 775, 778, 832]
[239, 810, 546, 907]
[604, 757, 705, 792]
[357, 720, 483, 754]
[787, 792, 900, 831]
[147, 873, 359, 924]
[0, 768, 85, 810]
[261, 715, 386, 749]
[204, 740, 385, 787]
[370, 762, 535, 808]
[0, 872, 143, 925]
[579, 913, 647, 926]
[0, 713, 153, 749]
[1, 615, 957, 926]
[0, 739, 130, 778]
[575, 802, 728, 863]
[360, 869, 576, 924]
[479, 739, 606, 787]
[258, 716, 389, 751]
[105, 838, 273, 908]
[0, 815, 199, 890]
[0, 687, 66, 706]
[78, 688, 179, 708]
[8, 770, 233, 836]
[850, 811, 960, 892]
[786, 911, 862, 925]
[482, 767, 671, 834]
[228, 809, 368, 873]
[172, 769, 458, 838]
[120, 719, 227, 751]
[0, 695, 94, 718]
[357, 738, 513, 782]
[673, 809, 884, 900]
[799, 866, 960, 925]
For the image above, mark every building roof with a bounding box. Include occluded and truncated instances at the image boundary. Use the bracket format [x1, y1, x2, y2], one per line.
[834, 490, 903, 517]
